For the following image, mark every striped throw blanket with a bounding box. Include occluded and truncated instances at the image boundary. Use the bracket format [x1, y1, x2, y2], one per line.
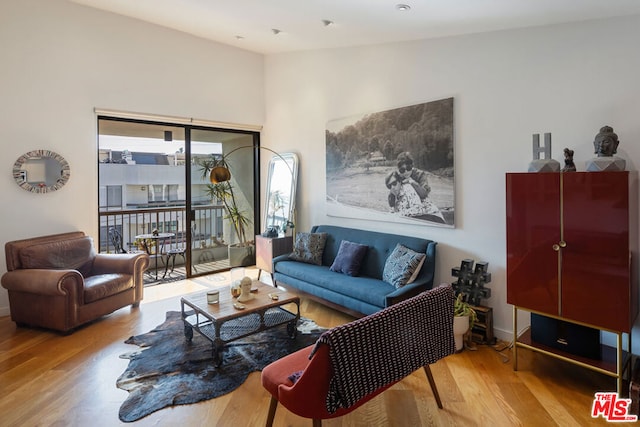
[312, 284, 455, 413]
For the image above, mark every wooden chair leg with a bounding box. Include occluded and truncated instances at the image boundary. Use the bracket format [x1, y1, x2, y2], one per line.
[312, 419, 322, 427]
[423, 365, 443, 409]
[266, 396, 278, 427]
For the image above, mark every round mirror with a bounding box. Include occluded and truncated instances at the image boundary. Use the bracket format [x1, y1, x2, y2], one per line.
[13, 150, 71, 193]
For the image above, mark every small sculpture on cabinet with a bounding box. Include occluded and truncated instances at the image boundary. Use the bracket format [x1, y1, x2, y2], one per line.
[528, 133, 560, 172]
[561, 148, 576, 172]
[586, 125, 626, 171]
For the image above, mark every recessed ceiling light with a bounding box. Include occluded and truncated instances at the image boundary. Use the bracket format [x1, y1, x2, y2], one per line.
[235, 36, 244, 40]
[272, 28, 282, 35]
[396, 4, 411, 11]
[322, 19, 334, 27]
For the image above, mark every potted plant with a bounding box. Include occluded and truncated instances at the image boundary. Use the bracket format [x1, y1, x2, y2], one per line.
[453, 294, 477, 352]
[198, 155, 255, 267]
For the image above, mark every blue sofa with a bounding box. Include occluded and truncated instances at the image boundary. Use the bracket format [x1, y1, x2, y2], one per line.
[272, 225, 437, 317]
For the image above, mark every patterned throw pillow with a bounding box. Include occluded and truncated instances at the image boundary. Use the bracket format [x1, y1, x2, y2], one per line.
[382, 243, 426, 288]
[288, 232, 328, 265]
[329, 240, 368, 276]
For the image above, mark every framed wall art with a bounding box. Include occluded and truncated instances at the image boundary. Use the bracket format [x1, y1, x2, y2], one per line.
[326, 97, 455, 228]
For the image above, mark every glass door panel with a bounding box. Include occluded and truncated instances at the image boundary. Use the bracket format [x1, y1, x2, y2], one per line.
[98, 118, 186, 283]
[189, 129, 256, 275]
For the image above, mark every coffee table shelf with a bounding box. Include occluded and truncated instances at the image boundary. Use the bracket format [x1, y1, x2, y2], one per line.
[180, 282, 300, 366]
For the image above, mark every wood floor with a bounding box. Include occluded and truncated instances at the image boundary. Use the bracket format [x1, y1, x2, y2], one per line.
[0, 272, 617, 426]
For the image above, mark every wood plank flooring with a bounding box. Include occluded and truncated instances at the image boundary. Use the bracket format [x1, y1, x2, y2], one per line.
[0, 271, 617, 426]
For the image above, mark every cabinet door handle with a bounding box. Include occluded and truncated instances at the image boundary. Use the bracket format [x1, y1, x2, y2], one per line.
[552, 244, 560, 251]
[559, 241, 567, 248]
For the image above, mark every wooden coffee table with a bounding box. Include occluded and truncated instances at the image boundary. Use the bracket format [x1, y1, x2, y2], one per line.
[180, 281, 300, 366]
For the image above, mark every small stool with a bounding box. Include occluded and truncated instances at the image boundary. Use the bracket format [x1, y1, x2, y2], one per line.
[163, 248, 186, 279]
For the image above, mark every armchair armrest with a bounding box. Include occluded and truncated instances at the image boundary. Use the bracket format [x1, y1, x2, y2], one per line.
[1, 269, 83, 296]
[272, 253, 292, 274]
[91, 253, 149, 276]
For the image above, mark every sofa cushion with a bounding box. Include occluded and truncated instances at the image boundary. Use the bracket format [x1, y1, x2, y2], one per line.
[329, 240, 368, 276]
[19, 236, 95, 277]
[83, 274, 133, 303]
[289, 232, 327, 265]
[275, 260, 394, 308]
[382, 244, 426, 288]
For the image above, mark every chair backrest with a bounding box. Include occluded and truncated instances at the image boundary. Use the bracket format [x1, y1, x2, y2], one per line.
[309, 224, 437, 283]
[314, 284, 456, 413]
[5, 231, 87, 271]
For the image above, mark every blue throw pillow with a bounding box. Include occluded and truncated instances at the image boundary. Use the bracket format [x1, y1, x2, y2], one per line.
[288, 232, 328, 265]
[329, 240, 368, 276]
[382, 243, 426, 288]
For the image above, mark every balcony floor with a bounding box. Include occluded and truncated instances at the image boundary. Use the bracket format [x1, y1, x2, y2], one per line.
[143, 259, 234, 287]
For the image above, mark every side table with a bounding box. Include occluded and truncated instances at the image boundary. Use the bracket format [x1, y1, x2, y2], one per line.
[134, 232, 175, 281]
[256, 235, 293, 281]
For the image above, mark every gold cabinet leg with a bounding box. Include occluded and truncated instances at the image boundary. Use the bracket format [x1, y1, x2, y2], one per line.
[513, 306, 518, 371]
[617, 332, 623, 396]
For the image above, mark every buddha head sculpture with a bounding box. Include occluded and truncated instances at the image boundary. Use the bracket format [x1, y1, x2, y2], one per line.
[593, 125, 619, 157]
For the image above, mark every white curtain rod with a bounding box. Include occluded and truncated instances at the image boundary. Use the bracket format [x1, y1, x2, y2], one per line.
[94, 108, 263, 132]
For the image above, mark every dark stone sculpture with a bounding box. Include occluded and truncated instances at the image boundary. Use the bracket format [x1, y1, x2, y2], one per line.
[593, 125, 620, 157]
[561, 148, 576, 172]
[586, 125, 626, 171]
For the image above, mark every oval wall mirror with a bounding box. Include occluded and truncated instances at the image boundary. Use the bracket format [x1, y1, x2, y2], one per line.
[13, 150, 71, 193]
[263, 152, 298, 235]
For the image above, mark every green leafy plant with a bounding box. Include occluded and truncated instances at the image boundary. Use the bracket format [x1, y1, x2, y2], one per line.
[198, 155, 253, 247]
[454, 293, 477, 329]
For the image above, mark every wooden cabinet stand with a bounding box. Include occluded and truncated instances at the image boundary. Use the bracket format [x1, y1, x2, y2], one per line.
[256, 235, 293, 280]
[471, 305, 495, 345]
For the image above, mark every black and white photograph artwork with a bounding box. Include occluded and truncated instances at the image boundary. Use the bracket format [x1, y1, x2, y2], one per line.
[326, 97, 454, 228]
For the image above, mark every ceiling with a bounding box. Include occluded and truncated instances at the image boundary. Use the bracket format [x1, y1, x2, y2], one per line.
[69, 0, 640, 54]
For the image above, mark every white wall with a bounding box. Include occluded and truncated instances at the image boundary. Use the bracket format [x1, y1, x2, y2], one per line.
[2, 0, 640, 349]
[0, 0, 264, 315]
[262, 15, 640, 345]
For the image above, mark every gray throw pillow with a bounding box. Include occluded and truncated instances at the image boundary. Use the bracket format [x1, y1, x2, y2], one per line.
[329, 240, 368, 276]
[382, 243, 426, 288]
[289, 232, 328, 265]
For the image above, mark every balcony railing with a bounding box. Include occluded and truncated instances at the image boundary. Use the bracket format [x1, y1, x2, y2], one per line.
[99, 204, 229, 280]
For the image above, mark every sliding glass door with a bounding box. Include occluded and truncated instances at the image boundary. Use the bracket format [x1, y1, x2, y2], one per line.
[189, 128, 257, 275]
[98, 117, 259, 282]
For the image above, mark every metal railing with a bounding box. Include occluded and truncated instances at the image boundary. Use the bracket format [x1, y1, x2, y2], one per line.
[98, 204, 225, 255]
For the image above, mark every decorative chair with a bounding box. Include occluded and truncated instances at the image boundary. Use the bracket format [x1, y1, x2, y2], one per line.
[1, 231, 149, 333]
[108, 226, 127, 254]
[260, 284, 456, 426]
[162, 224, 198, 279]
[163, 247, 187, 278]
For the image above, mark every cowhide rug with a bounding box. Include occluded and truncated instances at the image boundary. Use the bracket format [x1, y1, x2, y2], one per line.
[117, 310, 326, 422]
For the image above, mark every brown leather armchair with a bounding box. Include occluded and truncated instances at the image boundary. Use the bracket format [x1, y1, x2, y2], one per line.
[1, 231, 149, 333]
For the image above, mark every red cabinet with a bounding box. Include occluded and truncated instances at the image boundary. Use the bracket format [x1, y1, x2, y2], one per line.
[506, 171, 638, 393]
[506, 171, 637, 332]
